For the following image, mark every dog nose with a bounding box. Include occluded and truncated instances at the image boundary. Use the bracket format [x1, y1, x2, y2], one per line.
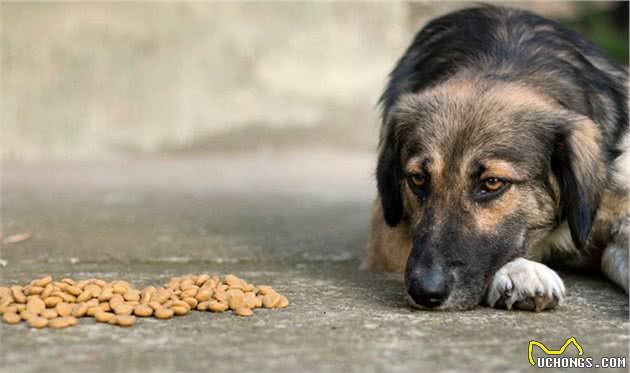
[407, 269, 450, 308]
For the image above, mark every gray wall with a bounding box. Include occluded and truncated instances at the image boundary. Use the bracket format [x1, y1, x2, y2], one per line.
[1, 2, 578, 161]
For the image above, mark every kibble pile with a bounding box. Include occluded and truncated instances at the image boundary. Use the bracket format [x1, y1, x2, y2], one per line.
[0, 274, 288, 328]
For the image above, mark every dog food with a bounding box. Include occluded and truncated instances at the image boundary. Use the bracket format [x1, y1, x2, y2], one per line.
[0, 274, 288, 329]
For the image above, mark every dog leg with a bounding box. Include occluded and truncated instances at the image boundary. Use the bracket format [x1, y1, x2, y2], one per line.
[601, 216, 629, 293]
[486, 258, 565, 312]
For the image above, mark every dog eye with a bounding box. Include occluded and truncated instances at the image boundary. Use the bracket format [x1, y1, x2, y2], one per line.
[408, 174, 426, 188]
[480, 178, 506, 193]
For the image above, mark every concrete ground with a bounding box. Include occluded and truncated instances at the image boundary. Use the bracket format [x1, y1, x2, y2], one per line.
[1, 151, 628, 373]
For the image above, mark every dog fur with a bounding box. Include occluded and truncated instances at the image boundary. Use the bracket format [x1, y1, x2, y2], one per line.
[363, 5, 629, 311]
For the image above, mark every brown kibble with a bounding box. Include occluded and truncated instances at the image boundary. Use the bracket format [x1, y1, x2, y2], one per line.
[40, 309, 58, 319]
[197, 301, 210, 311]
[86, 307, 100, 317]
[109, 294, 124, 309]
[277, 295, 289, 309]
[214, 289, 229, 302]
[40, 284, 54, 299]
[1, 274, 288, 326]
[27, 316, 48, 328]
[48, 316, 76, 328]
[33, 276, 52, 288]
[181, 287, 198, 298]
[244, 292, 258, 309]
[76, 290, 93, 303]
[123, 290, 140, 302]
[27, 286, 44, 295]
[234, 307, 253, 317]
[115, 315, 135, 326]
[66, 285, 83, 297]
[195, 288, 213, 302]
[257, 286, 273, 295]
[195, 274, 210, 286]
[72, 303, 88, 317]
[228, 294, 246, 311]
[208, 300, 229, 312]
[182, 297, 198, 309]
[148, 301, 162, 310]
[154, 308, 174, 319]
[11, 286, 27, 304]
[113, 304, 134, 316]
[262, 292, 281, 308]
[95, 311, 115, 323]
[133, 304, 153, 317]
[56, 302, 73, 317]
[112, 283, 128, 295]
[26, 298, 46, 314]
[140, 286, 156, 304]
[152, 290, 170, 304]
[180, 278, 194, 290]
[171, 306, 189, 316]
[3, 312, 21, 324]
[20, 310, 38, 321]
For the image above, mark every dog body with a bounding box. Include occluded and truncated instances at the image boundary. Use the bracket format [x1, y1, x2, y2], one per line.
[363, 6, 629, 311]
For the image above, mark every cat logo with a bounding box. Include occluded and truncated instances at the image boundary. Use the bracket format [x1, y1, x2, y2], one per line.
[528, 337, 584, 366]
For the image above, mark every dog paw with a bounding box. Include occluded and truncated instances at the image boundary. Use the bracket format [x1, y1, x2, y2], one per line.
[486, 258, 565, 312]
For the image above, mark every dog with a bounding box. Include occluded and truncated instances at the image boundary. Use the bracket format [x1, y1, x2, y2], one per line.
[362, 5, 628, 311]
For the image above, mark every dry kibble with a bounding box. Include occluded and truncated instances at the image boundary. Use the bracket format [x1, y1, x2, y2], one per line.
[26, 298, 46, 314]
[56, 302, 73, 317]
[262, 292, 281, 308]
[234, 308, 253, 317]
[109, 294, 124, 309]
[76, 290, 92, 303]
[277, 296, 289, 309]
[208, 300, 229, 312]
[66, 286, 83, 296]
[123, 290, 140, 302]
[48, 317, 71, 329]
[72, 303, 88, 317]
[20, 309, 37, 320]
[3, 312, 21, 324]
[28, 316, 48, 328]
[197, 301, 210, 311]
[195, 288, 213, 302]
[41, 309, 58, 319]
[1, 274, 287, 328]
[182, 297, 198, 309]
[34, 276, 52, 288]
[112, 284, 128, 295]
[115, 315, 135, 326]
[195, 275, 210, 286]
[133, 304, 153, 317]
[86, 307, 101, 317]
[95, 311, 115, 323]
[154, 308, 174, 319]
[171, 306, 188, 316]
[11, 286, 27, 304]
[113, 304, 134, 316]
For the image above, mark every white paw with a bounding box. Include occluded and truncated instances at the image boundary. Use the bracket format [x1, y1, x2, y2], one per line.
[486, 258, 565, 312]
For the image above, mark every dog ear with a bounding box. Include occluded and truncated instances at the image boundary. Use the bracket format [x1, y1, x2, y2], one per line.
[551, 117, 605, 250]
[377, 118, 403, 227]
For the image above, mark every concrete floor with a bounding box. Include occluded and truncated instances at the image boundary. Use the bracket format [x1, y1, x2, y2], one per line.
[1, 152, 628, 373]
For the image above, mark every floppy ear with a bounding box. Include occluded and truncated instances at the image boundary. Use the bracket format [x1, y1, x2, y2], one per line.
[376, 118, 403, 227]
[551, 117, 605, 250]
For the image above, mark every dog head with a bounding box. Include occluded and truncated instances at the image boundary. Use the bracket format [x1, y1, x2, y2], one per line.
[377, 79, 605, 310]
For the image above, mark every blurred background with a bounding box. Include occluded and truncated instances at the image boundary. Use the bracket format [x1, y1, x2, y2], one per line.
[2, 1, 628, 162]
